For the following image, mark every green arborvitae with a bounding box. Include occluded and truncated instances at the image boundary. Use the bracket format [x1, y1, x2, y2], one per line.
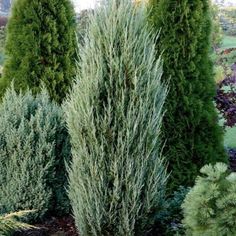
[64, 0, 168, 235]
[149, 0, 227, 191]
[0, 86, 71, 219]
[0, 0, 77, 103]
[182, 163, 236, 236]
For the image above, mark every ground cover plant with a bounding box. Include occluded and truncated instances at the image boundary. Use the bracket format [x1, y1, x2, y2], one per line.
[216, 76, 236, 128]
[0, 0, 78, 103]
[149, 0, 226, 192]
[64, 0, 168, 235]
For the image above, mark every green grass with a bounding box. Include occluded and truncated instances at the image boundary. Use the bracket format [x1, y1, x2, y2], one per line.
[219, 119, 236, 148]
[224, 127, 236, 148]
[221, 35, 236, 49]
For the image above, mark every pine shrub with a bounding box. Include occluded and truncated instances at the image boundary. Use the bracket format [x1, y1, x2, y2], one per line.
[149, 0, 226, 191]
[182, 163, 236, 236]
[0, 86, 70, 219]
[0, 0, 77, 103]
[64, 0, 168, 235]
[0, 211, 35, 236]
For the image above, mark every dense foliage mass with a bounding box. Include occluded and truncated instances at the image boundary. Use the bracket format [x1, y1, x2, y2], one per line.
[182, 163, 236, 235]
[77, 9, 94, 44]
[0, 87, 70, 219]
[210, 2, 223, 50]
[65, 0, 168, 235]
[0, 0, 77, 103]
[149, 0, 226, 191]
[214, 49, 236, 78]
[220, 7, 236, 36]
[157, 186, 190, 236]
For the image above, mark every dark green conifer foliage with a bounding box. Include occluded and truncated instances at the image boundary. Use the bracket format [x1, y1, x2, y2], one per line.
[149, 0, 226, 191]
[0, 0, 77, 103]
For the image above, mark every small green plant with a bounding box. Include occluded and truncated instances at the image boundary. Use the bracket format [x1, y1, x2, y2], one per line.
[152, 186, 190, 236]
[182, 162, 236, 236]
[0, 86, 70, 219]
[214, 65, 225, 83]
[0, 210, 36, 236]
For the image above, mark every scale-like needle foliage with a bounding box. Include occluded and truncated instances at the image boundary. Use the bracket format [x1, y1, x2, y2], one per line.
[0, 0, 77, 103]
[0, 86, 70, 219]
[64, 0, 168, 235]
[149, 0, 226, 191]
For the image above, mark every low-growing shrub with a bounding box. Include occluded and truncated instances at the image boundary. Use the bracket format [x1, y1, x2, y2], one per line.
[182, 162, 236, 236]
[0, 86, 70, 219]
[64, 0, 168, 235]
[214, 65, 225, 83]
[151, 186, 190, 236]
[164, 186, 190, 235]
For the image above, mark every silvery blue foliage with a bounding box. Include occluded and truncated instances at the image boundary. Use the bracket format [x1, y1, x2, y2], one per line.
[0, 86, 70, 219]
[64, 0, 168, 235]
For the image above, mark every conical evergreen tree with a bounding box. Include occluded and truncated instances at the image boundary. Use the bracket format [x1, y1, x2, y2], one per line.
[149, 0, 226, 191]
[0, 0, 77, 103]
[64, 0, 168, 235]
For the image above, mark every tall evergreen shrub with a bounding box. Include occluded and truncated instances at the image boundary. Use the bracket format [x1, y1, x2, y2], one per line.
[0, 86, 70, 219]
[149, 0, 226, 191]
[64, 0, 168, 235]
[0, 0, 77, 103]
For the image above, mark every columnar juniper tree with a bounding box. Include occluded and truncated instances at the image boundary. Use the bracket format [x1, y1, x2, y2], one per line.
[64, 0, 168, 235]
[149, 0, 226, 191]
[0, 0, 77, 103]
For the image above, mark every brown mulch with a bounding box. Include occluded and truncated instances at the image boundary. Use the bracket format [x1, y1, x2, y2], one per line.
[13, 215, 78, 236]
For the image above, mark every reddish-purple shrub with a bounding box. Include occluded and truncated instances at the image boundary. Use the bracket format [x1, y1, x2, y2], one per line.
[215, 76, 236, 127]
[0, 16, 8, 27]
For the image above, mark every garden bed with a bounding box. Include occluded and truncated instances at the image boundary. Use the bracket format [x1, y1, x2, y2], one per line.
[13, 216, 78, 236]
